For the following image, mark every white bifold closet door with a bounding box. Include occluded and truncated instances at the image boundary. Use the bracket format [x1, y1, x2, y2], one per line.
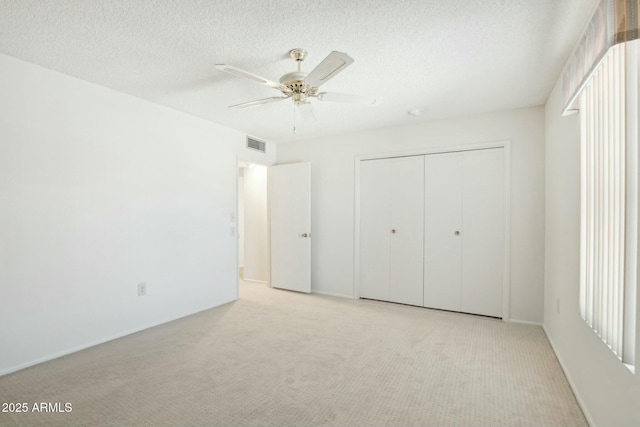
[423, 148, 504, 317]
[423, 153, 463, 312]
[460, 149, 504, 317]
[360, 156, 424, 306]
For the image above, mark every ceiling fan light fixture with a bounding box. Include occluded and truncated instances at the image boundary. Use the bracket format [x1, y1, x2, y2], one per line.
[292, 93, 307, 104]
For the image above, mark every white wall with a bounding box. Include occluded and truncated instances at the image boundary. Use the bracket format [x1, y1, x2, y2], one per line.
[242, 165, 269, 282]
[277, 107, 545, 322]
[0, 53, 275, 375]
[544, 47, 640, 426]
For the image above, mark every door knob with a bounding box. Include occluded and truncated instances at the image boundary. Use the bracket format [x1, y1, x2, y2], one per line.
[391, 229, 397, 234]
[454, 231, 460, 236]
[300, 233, 309, 238]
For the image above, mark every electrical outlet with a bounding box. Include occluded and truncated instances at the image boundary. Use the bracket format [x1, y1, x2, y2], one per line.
[138, 282, 147, 296]
[556, 298, 560, 315]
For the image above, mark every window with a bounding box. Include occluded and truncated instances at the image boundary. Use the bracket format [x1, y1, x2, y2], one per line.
[579, 42, 636, 369]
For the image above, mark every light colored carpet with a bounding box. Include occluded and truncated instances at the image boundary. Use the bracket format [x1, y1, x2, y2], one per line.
[0, 281, 587, 427]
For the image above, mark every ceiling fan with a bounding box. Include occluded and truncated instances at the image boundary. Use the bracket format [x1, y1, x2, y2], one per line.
[214, 48, 380, 113]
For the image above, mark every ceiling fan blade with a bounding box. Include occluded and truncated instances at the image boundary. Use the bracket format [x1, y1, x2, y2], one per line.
[296, 102, 317, 121]
[215, 64, 290, 92]
[317, 92, 380, 105]
[304, 51, 354, 88]
[229, 96, 289, 109]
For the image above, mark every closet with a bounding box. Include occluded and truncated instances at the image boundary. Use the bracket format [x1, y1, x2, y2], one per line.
[359, 147, 505, 318]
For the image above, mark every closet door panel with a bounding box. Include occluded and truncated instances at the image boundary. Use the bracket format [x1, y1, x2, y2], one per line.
[461, 149, 504, 317]
[424, 153, 463, 311]
[389, 156, 424, 306]
[359, 159, 391, 301]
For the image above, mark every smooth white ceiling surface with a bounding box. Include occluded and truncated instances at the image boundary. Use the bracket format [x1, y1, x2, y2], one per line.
[0, 0, 595, 143]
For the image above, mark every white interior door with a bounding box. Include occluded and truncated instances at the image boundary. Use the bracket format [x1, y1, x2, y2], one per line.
[389, 156, 424, 306]
[424, 153, 463, 311]
[270, 162, 311, 293]
[461, 149, 504, 317]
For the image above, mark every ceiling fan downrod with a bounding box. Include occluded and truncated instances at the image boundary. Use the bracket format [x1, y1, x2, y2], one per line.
[289, 48, 307, 72]
[280, 48, 316, 105]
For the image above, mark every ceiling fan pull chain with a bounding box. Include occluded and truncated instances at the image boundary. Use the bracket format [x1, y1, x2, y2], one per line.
[293, 102, 297, 134]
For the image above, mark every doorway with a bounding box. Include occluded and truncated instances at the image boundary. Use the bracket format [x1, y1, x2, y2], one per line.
[237, 162, 269, 285]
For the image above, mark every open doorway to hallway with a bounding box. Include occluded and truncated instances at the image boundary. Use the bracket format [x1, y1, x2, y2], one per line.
[237, 162, 269, 286]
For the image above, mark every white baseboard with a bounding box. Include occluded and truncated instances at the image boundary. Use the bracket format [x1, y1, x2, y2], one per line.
[542, 325, 596, 427]
[508, 318, 543, 326]
[242, 278, 268, 284]
[311, 290, 356, 299]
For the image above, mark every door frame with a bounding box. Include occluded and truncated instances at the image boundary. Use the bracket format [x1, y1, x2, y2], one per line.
[354, 140, 512, 320]
[235, 156, 273, 296]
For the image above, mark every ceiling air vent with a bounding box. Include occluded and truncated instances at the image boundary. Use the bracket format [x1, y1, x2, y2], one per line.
[247, 137, 266, 153]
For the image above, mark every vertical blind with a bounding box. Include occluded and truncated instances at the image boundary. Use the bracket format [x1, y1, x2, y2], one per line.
[579, 45, 626, 359]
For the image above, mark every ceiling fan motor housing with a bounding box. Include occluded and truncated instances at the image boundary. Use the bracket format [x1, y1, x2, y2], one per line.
[279, 71, 318, 104]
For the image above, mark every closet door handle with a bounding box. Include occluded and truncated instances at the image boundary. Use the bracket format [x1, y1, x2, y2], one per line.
[454, 231, 460, 236]
[391, 229, 397, 234]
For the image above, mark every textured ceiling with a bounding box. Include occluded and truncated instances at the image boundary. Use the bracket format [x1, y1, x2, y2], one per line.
[0, 0, 596, 143]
